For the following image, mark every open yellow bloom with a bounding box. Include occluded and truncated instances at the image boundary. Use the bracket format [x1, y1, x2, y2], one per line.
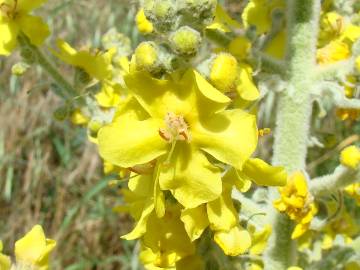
[98, 69, 258, 209]
[52, 39, 114, 81]
[274, 172, 317, 239]
[340, 145, 360, 169]
[0, 0, 49, 55]
[14, 225, 56, 270]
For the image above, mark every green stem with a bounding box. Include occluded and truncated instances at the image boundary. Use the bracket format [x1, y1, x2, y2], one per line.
[18, 34, 77, 100]
[263, 0, 321, 269]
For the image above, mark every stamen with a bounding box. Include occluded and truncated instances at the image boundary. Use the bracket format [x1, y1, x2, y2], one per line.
[159, 112, 191, 143]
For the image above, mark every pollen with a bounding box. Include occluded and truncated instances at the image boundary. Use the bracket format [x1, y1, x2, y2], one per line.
[159, 112, 191, 143]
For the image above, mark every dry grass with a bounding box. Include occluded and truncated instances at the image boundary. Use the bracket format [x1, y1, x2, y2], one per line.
[0, 0, 136, 269]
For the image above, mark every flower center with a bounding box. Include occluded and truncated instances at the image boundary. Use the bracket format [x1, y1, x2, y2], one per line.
[159, 112, 191, 143]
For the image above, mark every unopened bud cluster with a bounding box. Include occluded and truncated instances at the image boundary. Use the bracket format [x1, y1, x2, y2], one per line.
[133, 0, 218, 75]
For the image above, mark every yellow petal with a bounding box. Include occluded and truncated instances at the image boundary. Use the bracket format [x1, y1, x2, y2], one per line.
[264, 30, 286, 59]
[181, 205, 209, 241]
[249, 224, 272, 255]
[15, 225, 56, 267]
[98, 118, 167, 168]
[242, 158, 287, 186]
[0, 20, 19, 56]
[222, 167, 252, 192]
[207, 183, 238, 231]
[236, 63, 260, 101]
[159, 143, 222, 209]
[136, 8, 154, 34]
[18, 0, 47, 12]
[228, 36, 251, 60]
[193, 109, 258, 169]
[143, 206, 195, 267]
[207, 5, 241, 33]
[17, 15, 50, 46]
[214, 226, 251, 256]
[122, 199, 155, 240]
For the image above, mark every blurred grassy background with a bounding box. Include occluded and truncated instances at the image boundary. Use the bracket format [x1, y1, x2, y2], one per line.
[0, 0, 359, 269]
[0, 1, 139, 269]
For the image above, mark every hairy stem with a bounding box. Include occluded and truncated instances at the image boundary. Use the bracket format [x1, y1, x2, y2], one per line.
[310, 165, 360, 196]
[263, 1, 321, 269]
[18, 34, 77, 100]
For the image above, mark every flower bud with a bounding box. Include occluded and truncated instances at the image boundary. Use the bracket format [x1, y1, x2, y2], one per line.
[340, 145, 360, 169]
[143, 0, 177, 32]
[11, 62, 30, 76]
[209, 53, 239, 92]
[179, 0, 217, 25]
[134, 42, 162, 74]
[169, 26, 201, 56]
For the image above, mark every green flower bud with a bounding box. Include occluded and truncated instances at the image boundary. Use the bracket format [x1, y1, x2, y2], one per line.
[179, 0, 217, 25]
[11, 62, 30, 76]
[169, 26, 201, 56]
[143, 0, 177, 32]
[134, 42, 162, 74]
[53, 105, 70, 121]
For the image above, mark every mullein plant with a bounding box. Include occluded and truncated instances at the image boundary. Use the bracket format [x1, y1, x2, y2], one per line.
[1, 0, 360, 269]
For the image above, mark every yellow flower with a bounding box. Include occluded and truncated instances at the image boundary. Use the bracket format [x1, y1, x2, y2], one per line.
[317, 40, 350, 65]
[70, 108, 90, 125]
[345, 183, 360, 206]
[52, 39, 114, 81]
[0, 0, 49, 55]
[242, 0, 285, 35]
[14, 225, 56, 270]
[136, 8, 154, 34]
[340, 145, 360, 169]
[274, 172, 317, 239]
[206, 4, 241, 33]
[141, 205, 196, 269]
[98, 69, 258, 209]
[95, 83, 123, 108]
[318, 12, 345, 47]
[208, 183, 252, 256]
[0, 241, 11, 270]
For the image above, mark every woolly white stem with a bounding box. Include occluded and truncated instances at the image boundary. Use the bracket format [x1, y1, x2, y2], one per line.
[263, 0, 321, 269]
[310, 165, 360, 196]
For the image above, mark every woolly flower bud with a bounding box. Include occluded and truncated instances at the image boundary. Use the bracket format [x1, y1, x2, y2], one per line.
[179, 0, 217, 25]
[143, 0, 177, 32]
[340, 145, 360, 169]
[136, 8, 154, 34]
[169, 26, 201, 56]
[134, 42, 161, 73]
[209, 53, 238, 92]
